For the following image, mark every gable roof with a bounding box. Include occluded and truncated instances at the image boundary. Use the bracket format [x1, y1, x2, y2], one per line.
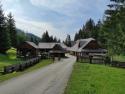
[25, 41, 38, 49]
[78, 38, 95, 51]
[38, 43, 68, 50]
[38, 43, 57, 49]
[70, 38, 96, 52]
[59, 43, 67, 49]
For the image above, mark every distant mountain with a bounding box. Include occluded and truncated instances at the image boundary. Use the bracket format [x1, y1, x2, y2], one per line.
[16, 28, 41, 45]
[16, 28, 26, 36]
[17, 29, 41, 40]
[26, 33, 41, 41]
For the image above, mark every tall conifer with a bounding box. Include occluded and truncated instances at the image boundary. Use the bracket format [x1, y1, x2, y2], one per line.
[7, 13, 17, 47]
[0, 5, 10, 54]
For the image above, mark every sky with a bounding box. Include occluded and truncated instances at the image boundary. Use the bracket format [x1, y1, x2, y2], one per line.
[1, 0, 109, 40]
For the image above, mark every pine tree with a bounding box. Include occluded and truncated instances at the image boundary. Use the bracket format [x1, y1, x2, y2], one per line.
[41, 30, 60, 43]
[84, 18, 95, 37]
[17, 31, 27, 46]
[74, 18, 96, 41]
[41, 31, 49, 42]
[30, 36, 34, 42]
[45, 31, 50, 42]
[53, 37, 57, 42]
[49, 36, 54, 42]
[0, 5, 11, 54]
[92, 20, 102, 40]
[74, 32, 79, 41]
[102, 0, 125, 54]
[7, 12, 17, 48]
[65, 35, 72, 47]
[34, 38, 39, 45]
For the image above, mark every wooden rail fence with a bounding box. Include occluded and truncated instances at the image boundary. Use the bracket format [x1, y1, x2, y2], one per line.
[76, 55, 125, 68]
[3, 57, 41, 74]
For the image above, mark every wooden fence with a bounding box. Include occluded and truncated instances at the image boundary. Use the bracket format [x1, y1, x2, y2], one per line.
[111, 61, 125, 68]
[3, 57, 41, 74]
[76, 55, 125, 69]
[76, 55, 105, 64]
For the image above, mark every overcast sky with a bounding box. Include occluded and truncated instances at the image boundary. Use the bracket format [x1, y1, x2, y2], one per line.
[1, 0, 109, 40]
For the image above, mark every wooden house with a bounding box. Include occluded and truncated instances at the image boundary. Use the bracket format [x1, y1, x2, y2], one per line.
[69, 38, 107, 63]
[17, 41, 39, 58]
[38, 43, 67, 57]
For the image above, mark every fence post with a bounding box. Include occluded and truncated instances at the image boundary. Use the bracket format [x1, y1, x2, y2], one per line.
[76, 56, 79, 62]
[89, 56, 93, 64]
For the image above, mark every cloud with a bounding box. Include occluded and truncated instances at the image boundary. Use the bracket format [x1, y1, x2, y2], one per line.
[1, 0, 23, 17]
[30, 0, 86, 17]
[1, 0, 20, 8]
[30, 0, 109, 18]
[2, 0, 109, 41]
[30, 0, 73, 9]
[15, 17, 68, 40]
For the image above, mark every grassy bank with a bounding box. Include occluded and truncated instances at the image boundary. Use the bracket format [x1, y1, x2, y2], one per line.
[0, 59, 53, 83]
[65, 62, 125, 94]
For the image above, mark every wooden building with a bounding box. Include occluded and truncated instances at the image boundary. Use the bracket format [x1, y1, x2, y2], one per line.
[69, 38, 107, 63]
[38, 43, 67, 57]
[17, 41, 39, 58]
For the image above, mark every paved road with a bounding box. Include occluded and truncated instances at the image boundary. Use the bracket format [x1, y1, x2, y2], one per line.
[0, 55, 76, 94]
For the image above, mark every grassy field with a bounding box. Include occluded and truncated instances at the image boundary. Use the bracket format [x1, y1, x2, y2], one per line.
[113, 55, 125, 62]
[65, 62, 125, 94]
[0, 59, 53, 83]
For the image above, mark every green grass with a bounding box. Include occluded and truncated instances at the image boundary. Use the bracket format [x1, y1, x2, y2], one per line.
[0, 48, 21, 72]
[0, 59, 53, 83]
[0, 55, 20, 72]
[113, 55, 125, 62]
[65, 62, 125, 94]
[0, 48, 20, 65]
[0, 54, 20, 65]
[0, 48, 53, 82]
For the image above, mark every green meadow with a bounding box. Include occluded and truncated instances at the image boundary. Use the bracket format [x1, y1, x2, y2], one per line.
[65, 62, 125, 94]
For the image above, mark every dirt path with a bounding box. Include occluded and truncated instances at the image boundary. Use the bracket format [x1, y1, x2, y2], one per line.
[0, 55, 76, 94]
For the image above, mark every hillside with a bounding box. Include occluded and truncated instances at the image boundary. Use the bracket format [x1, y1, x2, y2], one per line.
[16, 29, 41, 45]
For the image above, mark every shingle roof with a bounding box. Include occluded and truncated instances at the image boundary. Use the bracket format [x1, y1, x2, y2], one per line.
[38, 43, 68, 49]
[38, 43, 57, 49]
[59, 43, 67, 49]
[25, 41, 38, 49]
[70, 38, 95, 52]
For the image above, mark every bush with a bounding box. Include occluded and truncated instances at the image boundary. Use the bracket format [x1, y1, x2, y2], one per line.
[6, 48, 17, 59]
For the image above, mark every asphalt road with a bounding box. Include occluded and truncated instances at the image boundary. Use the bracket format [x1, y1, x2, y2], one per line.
[0, 55, 76, 94]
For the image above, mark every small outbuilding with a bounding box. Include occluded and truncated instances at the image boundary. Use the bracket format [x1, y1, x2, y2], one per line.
[17, 41, 39, 58]
[38, 43, 67, 57]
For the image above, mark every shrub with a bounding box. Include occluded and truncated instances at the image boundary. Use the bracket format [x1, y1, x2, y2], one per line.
[6, 48, 17, 59]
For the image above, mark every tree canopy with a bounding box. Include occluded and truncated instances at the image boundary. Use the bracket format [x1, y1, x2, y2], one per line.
[41, 31, 60, 43]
